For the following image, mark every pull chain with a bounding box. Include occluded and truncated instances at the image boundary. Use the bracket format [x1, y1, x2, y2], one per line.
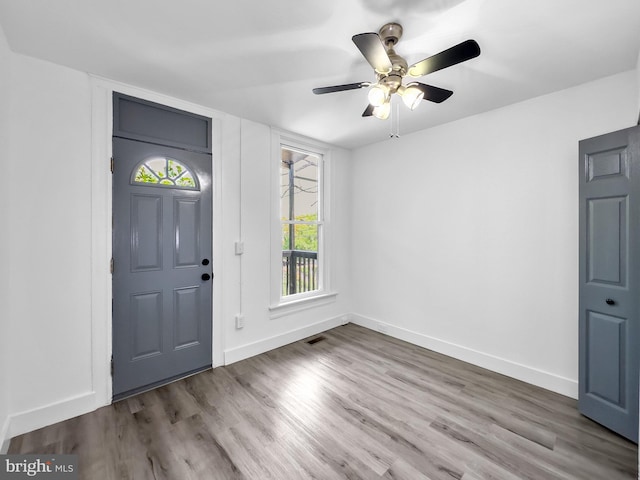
[389, 99, 400, 139]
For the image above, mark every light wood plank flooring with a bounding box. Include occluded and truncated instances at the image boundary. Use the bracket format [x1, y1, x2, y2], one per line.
[9, 324, 637, 479]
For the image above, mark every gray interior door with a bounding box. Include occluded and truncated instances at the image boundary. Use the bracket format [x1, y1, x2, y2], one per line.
[112, 94, 213, 400]
[578, 125, 639, 443]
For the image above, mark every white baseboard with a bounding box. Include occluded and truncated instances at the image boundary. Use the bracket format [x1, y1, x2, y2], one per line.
[224, 315, 349, 365]
[7, 392, 98, 441]
[1, 415, 10, 454]
[350, 314, 578, 399]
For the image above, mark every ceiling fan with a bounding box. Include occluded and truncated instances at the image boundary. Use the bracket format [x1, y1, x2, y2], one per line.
[312, 23, 480, 120]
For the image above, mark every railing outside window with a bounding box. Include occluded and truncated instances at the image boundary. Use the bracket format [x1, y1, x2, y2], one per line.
[282, 250, 318, 296]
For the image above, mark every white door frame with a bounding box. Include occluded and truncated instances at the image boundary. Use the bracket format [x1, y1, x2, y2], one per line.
[90, 76, 225, 407]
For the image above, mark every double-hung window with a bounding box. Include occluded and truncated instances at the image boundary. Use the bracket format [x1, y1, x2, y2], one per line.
[271, 132, 332, 309]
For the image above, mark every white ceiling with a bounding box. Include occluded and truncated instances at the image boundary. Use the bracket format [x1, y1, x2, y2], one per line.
[1, 0, 639, 149]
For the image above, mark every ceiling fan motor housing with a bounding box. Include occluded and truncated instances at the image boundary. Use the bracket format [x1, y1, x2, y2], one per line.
[379, 73, 403, 94]
[379, 22, 403, 46]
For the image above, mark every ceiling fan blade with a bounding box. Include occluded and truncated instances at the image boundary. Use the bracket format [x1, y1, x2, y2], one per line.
[362, 104, 375, 117]
[312, 82, 369, 95]
[414, 83, 454, 103]
[408, 39, 480, 77]
[352, 33, 393, 74]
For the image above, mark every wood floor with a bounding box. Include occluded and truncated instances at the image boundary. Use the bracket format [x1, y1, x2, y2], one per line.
[9, 324, 637, 479]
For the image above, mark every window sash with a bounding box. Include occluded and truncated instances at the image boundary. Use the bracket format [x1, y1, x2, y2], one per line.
[271, 130, 332, 309]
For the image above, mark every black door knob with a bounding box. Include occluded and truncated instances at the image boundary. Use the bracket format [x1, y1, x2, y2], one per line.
[201, 273, 211, 281]
[202, 259, 210, 266]
[606, 298, 615, 305]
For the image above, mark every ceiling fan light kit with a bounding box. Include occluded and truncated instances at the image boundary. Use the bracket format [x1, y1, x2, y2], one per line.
[367, 84, 389, 107]
[400, 83, 425, 110]
[372, 102, 391, 120]
[313, 22, 480, 120]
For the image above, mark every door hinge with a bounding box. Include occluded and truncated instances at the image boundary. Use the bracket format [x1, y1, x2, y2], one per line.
[110, 257, 114, 274]
[110, 157, 114, 173]
[110, 356, 114, 377]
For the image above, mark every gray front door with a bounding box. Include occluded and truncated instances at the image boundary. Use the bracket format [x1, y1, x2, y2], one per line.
[112, 138, 213, 399]
[578, 125, 639, 442]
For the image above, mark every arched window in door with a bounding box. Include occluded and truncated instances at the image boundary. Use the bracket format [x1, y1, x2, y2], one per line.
[132, 157, 199, 190]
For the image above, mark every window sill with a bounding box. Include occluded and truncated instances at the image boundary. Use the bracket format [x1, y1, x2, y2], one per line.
[269, 291, 338, 319]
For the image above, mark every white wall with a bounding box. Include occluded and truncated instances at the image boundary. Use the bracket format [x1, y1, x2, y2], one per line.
[0, 23, 12, 454]
[350, 71, 638, 398]
[3, 52, 352, 442]
[7, 54, 94, 436]
[221, 120, 352, 363]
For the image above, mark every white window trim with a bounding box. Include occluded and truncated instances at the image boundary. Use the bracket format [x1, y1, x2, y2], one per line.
[269, 129, 336, 313]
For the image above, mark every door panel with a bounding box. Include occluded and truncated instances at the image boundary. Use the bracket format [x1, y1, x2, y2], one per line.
[130, 291, 163, 360]
[586, 311, 626, 405]
[579, 125, 639, 443]
[587, 196, 626, 285]
[113, 137, 212, 399]
[174, 287, 201, 348]
[131, 195, 163, 271]
[174, 197, 201, 268]
[587, 147, 627, 181]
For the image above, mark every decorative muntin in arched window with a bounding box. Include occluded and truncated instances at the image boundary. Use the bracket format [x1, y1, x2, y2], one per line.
[132, 157, 199, 190]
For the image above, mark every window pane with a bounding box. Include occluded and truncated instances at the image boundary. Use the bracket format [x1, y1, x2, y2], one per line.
[281, 224, 319, 297]
[279, 144, 323, 299]
[281, 224, 318, 252]
[134, 165, 159, 184]
[133, 157, 198, 189]
[280, 147, 319, 221]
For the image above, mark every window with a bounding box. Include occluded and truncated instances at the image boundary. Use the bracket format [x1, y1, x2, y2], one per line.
[271, 132, 333, 309]
[132, 157, 198, 189]
[281, 146, 321, 297]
